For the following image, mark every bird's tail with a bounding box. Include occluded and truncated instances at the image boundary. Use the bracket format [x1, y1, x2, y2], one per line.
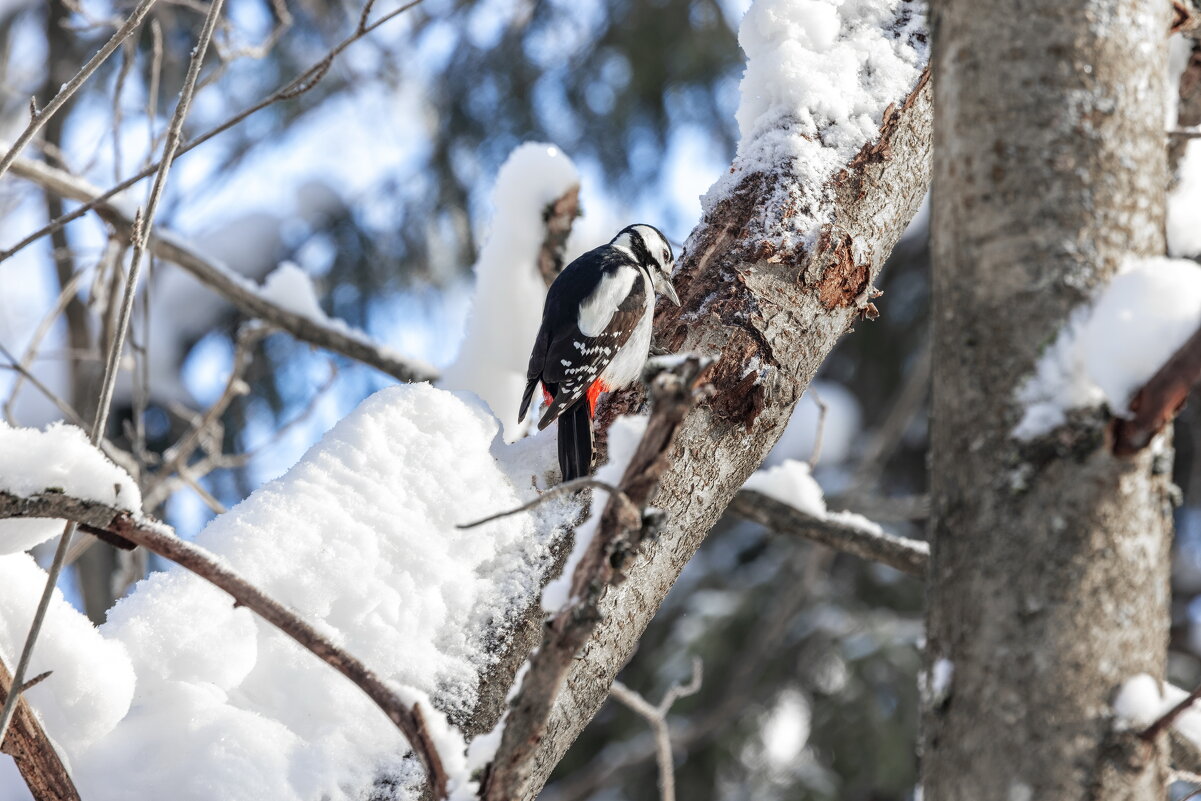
[557, 400, 594, 481]
[518, 377, 539, 423]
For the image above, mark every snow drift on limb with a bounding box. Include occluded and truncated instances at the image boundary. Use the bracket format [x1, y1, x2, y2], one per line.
[0, 383, 577, 801]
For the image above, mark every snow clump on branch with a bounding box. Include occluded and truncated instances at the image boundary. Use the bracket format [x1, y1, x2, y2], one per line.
[0, 384, 574, 800]
[1013, 257, 1201, 440]
[0, 419, 141, 554]
[703, 0, 928, 251]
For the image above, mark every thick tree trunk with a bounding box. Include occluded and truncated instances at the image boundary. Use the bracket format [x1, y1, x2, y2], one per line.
[923, 2, 1174, 800]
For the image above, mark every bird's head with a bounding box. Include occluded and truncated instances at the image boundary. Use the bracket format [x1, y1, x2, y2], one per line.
[611, 224, 680, 306]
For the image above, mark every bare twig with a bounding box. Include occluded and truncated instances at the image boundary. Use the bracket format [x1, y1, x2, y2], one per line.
[728, 490, 929, 576]
[0, 0, 158, 183]
[609, 659, 703, 801]
[7, 156, 439, 384]
[546, 551, 818, 801]
[0, 0, 226, 750]
[482, 357, 710, 801]
[0, 0, 427, 267]
[2, 270, 85, 424]
[457, 477, 634, 530]
[1113, 324, 1201, 456]
[0, 489, 450, 797]
[806, 387, 828, 468]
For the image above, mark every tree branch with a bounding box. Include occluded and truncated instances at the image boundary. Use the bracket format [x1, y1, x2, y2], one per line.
[0, 0, 428, 267]
[1112, 323, 1201, 456]
[0, 490, 450, 799]
[481, 357, 710, 801]
[728, 490, 928, 576]
[0, 660, 79, 801]
[0, 0, 157, 183]
[6, 155, 438, 384]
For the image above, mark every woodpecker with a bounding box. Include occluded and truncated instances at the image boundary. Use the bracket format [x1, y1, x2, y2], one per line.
[518, 224, 680, 481]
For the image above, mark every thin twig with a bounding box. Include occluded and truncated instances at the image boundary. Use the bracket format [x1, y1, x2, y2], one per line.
[7, 155, 439, 384]
[457, 477, 633, 530]
[0, 0, 226, 749]
[0, 490, 449, 798]
[0, 0, 427, 267]
[806, 387, 828, 468]
[609, 658, 703, 801]
[2, 270, 85, 424]
[0, 0, 158, 183]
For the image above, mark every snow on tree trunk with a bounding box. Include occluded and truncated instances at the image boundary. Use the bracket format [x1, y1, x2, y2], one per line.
[923, 1, 1174, 799]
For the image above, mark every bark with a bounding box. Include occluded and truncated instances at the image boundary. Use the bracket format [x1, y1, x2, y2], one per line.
[923, 3, 1174, 800]
[464, 63, 933, 798]
[0, 659, 79, 801]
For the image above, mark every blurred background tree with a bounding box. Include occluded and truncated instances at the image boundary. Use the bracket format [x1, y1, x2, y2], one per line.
[0, 2, 1196, 799]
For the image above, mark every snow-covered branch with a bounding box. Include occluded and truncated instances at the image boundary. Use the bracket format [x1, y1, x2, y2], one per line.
[481, 356, 710, 801]
[729, 489, 928, 576]
[6, 154, 439, 385]
[0, 488, 452, 798]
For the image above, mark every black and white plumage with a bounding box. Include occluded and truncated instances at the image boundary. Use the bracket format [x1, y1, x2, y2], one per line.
[518, 224, 680, 481]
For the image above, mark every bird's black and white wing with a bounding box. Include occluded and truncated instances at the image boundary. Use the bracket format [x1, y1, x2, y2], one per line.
[518, 250, 648, 429]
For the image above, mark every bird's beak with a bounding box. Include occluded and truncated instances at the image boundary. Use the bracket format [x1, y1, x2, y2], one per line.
[661, 273, 680, 306]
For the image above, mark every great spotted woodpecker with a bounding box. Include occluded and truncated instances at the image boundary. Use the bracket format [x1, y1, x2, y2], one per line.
[518, 224, 680, 481]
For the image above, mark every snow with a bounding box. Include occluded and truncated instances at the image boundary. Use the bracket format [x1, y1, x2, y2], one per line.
[540, 415, 648, 611]
[0, 553, 136, 753]
[0, 419, 141, 554]
[441, 143, 581, 442]
[761, 688, 811, 769]
[744, 458, 827, 518]
[1114, 674, 1201, 749]
[1169, 140, 1201, 258]
[702, 0, 928, 250]
[1015, 257, 1201, 439]
[259, 262, 332, 325]
[0, 383, 578, 801]
[918, 657, 953, 706]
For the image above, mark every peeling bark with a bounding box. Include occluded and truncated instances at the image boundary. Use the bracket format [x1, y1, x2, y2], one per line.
[923, 2, 1174, 799]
